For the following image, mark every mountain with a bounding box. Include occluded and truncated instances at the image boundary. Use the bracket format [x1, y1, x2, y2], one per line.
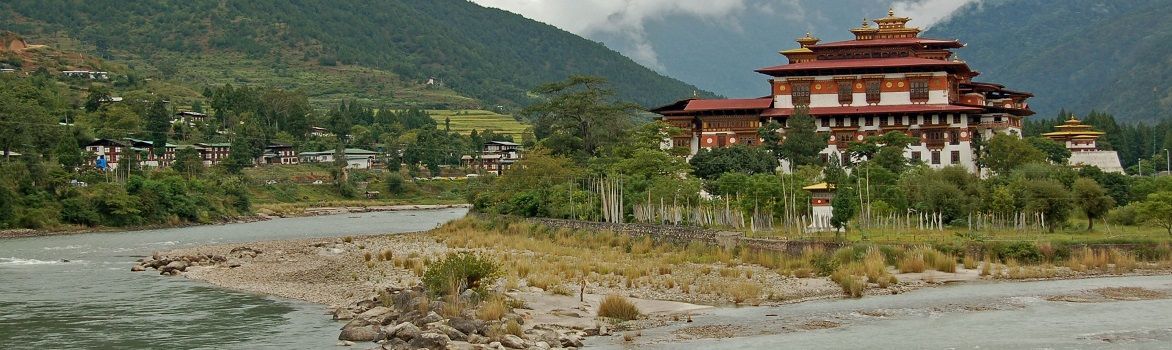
[574, 0, 918, 98]
[924, 0, 1172, 122]
[0, 0, 711, 109]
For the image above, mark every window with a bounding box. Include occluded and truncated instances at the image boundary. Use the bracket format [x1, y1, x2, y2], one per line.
[821, 118, 829, 127]
[911, 151, 921, 161]
[931, 151, 941, 165]
[792, 83, 811, 106]
[950, 150, 961, 164]
[837, 81, 853, 104]
[866, 80, 882, 104]
[910, 79, 929, 101]
[950, 130, 960, 145]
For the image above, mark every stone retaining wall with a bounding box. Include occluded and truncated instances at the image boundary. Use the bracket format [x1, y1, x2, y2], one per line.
[527, 217, 846, 255]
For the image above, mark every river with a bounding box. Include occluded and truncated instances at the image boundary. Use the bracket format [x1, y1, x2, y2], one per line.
[589, 274, 1172, 349]
[0, 208, 467, 350]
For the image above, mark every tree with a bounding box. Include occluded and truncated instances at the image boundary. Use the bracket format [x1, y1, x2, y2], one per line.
[144, 98, 170, 157]
[1136, 191, 1172, 235]
[172, 147, 204, 177]
[688, 145, 778, 181]
[777, 106, 826, 168]
[1023, 179, 1072, 233]
[523, 76, 640, 159]
[84, 87, 111, 113]
[830, 185, 856, 236]
[1072, 178, 1114, 230]
[1026, 136, 1071, 164]
[848, 131, 919, 173]
[385, 173, 405, 195]
[981, 134, 1048, 175]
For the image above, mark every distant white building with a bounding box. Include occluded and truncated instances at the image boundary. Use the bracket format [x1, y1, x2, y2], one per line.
[462, 141, 522, 175]
[62, 70, 109, 80]
[1042, 116, 1124, 173]
[299, 148, 380, 169]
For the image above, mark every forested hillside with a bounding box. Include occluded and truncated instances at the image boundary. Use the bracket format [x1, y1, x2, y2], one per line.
[0, 0, 709, 108]
[925, 0, 1172, 123]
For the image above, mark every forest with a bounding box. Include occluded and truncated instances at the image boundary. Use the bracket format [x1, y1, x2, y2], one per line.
[0, 0, 709, 109]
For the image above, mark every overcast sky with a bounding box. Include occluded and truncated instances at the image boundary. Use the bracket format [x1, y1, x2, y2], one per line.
[469, 0, 979, 70]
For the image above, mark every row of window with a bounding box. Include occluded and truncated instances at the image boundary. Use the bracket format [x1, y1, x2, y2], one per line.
[820, 114, 965, 128]
[910, 150, 962, 165]
[792, 78, 931, 106]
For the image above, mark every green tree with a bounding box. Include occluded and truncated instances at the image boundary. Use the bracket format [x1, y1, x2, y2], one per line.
[1137, 191, 1172, 235]
[172, 147, 204, 177]
[1023, 179, 1072, 233]
[981, 134, 1047, 175]
[830, 185, 856, 236]
[1026, 136, 1071, 164]
[523, 76, 639, 159]
[144, 98, 171, 156]
[848, 131, 919, 173]
[688, 145, 777, 181]
[385, 173, 405, 195]
[777, 106, 826, 168]
[1072, 178, 1114, 230]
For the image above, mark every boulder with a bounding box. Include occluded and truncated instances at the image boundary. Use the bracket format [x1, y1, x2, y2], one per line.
[534, 341, 550, 349]
[407, 332, 450, 350]
[130, 265, 145, 272]
[380, 338, 409, 350]
[558, 334, 583, 348]
[419, 311, 443, 325]
[432, 324, 467, 341]
[391, 322, 420, 341]
[358, 306, 393, 321]
[466, 334, 489, 344]
[164, 260, 188, 272]
[500, 334, 526, 349]
[448, 318, 486, 336]
[487, 342, 503, 349]
[338, 324, 380, 342]
[334, 308, 356, 321]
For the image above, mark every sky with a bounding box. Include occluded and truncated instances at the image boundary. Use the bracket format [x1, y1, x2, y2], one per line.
[470, 0, 980, 71]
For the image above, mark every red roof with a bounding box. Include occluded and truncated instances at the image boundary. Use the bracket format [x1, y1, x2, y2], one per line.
[811, 37, 963, 49]
[684, 97, 773, 111]
[762, 104, 982, 117]
[756, 57, 970, 76]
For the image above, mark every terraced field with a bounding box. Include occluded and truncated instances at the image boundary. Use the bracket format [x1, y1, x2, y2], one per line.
[427, 109, 529, 138]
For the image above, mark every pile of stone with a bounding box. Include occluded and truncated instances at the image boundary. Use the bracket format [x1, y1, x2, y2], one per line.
[333, 286, 587, 350]
[130, 250, 238, 275]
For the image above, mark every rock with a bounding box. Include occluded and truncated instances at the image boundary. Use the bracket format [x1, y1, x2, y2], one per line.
[534, 341, 550, 349]
[335, 340, 355, 346]
[487, 341, 503, 349]
[130, 265, 145, 272]
[391, 322, 421, 341]
[432, 324, 467, 341]
[460, 288, 479, 303]
[559, 334, 583, 348]
[419, 311, 443, 324]
[229, 246, 262, 258]
[164, 260, 188, 272]
[334, 308, 357, 321]
[448, 318, 486, 336]
[358, 306, 393, 321]
[500, 334, 526, 349]
[408, 332, 450, 350]
[380, 338, 409, 350]
[342, 317, 372, 329]
[467, 334, 489, 344]
[339, 324, 380, 342]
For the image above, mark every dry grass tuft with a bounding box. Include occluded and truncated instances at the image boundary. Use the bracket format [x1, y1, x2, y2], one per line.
[477, 296, 509, 321]
[598, 294, 641, 321]
[725, 281, 763, 305]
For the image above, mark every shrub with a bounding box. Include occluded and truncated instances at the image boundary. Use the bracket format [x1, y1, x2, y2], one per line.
[422, 253, 500, 296]
[477, 296, 509, 321]
[830, 265, 866, 298]
[598, 294, 641, 321]
[990, 242, 1042, 264]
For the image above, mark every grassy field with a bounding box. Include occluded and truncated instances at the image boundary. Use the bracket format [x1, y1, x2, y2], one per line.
[242, 164, 468, 209]
[747, 223, 1172, 245]
[427, 109, 529, 138]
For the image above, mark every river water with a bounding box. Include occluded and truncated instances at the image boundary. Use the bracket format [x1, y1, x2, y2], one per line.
[0, 208, 467, 350]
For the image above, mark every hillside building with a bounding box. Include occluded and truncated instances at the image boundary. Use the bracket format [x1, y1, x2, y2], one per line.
[462, 141, 522, 175]
[652, 10, 1034, 172]
[1042, 116, 1124, 173]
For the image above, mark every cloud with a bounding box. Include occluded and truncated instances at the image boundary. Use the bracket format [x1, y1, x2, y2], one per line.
[470, 0, 751, 70]
[892, 0, 981, 29]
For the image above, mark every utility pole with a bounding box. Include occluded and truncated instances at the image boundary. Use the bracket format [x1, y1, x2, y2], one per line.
[1138, 158, 1143, 176]
[1165, 148, 1170, 175]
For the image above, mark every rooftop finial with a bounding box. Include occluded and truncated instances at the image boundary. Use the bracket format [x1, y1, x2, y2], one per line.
[862, 18, 870, 27]
[888, 7, 895, 17]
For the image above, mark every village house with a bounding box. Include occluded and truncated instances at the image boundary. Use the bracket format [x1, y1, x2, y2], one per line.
[84, 138, 176, 169]
[258, 143, 299, 165]
[61, 70, 109, 80]
[651, 10, 1034, 173]
[173, 111, 209, 126]
[309, 126, 333, 137]
[194, 142, 232, 166]
[299, 148, 380, 169]
[461, 141, 522, 175]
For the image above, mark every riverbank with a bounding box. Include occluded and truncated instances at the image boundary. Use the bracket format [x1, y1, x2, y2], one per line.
[0, 204, 471, 240]
[150, 216, 1172, 349]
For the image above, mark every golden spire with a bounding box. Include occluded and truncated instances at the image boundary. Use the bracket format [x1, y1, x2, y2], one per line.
[888, 7, 895, 17]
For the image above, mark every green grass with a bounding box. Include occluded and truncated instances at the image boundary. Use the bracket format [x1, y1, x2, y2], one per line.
[242, 164, 467, 207]
[426, 109, 529, 138]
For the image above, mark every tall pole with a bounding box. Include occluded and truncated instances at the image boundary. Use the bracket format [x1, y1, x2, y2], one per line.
[1138, 158, 1143, 176]
[1165, 148, 1170, 175]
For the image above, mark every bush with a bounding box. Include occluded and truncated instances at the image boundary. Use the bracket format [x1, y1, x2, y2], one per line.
[990, 242, 1043, 264]
[422, 253, 501, 296]
[597, 294, 641, 321]
[386, 173, 405, 195]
